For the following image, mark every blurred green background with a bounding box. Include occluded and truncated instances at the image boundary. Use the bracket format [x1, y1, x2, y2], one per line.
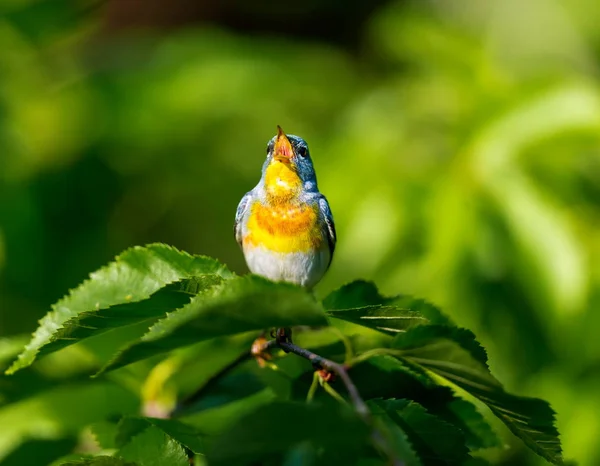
[1, 0, 599, 464]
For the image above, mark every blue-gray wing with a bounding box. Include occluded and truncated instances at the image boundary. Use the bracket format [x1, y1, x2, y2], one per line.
[318, 196, 336, 264]
[234, 192, 253, 248]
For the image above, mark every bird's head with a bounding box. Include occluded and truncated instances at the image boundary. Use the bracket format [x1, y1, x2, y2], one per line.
[261, 126, 317, 199]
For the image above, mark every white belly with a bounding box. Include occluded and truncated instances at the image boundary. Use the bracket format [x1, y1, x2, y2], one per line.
[243, 245, 330, 289]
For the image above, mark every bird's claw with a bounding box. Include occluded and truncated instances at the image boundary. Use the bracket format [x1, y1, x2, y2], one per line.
[275, 327, 293, 351]
[251, 335, 272, 368]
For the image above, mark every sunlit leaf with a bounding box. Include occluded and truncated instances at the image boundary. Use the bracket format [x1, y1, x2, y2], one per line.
[99, 276, 327, 374]
[117, 425, 189, 466]
[90, 420, 119, 450]
[327, 305, 430, 336]
[349, 354, 500, 452]
[392, 328, 562, 464]
[116, 416, 205, 454]
[446, 399, 502, 450]
[324, 281, 454, 335]
[6, 244, 233, 374]
[369, 398, 470, 465]
[38, 276, 223, 360]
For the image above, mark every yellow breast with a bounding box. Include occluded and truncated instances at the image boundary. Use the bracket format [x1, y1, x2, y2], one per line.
[263, 159, 303, 200]
[243, 200, 323, 254]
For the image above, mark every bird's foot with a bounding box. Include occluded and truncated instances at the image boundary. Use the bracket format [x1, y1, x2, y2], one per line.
[251, 334, 272, 368]
[274, 327, 293, 351]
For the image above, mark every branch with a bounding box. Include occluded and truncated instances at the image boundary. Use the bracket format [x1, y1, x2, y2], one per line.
[273, 340, 404, 466]
[175, 337, 403, 465]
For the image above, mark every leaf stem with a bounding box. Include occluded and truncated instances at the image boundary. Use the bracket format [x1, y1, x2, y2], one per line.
[306, 371, 320, 402]
[321, 381, 347, 404]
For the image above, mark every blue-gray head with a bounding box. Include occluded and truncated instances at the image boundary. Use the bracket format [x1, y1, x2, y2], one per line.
[260, 126, 318, 196]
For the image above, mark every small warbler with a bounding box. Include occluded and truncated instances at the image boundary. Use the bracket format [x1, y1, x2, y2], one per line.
[234, 126, 336, 289]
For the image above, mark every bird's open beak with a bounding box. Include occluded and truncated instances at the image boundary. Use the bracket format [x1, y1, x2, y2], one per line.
[273, 126, 293, 164]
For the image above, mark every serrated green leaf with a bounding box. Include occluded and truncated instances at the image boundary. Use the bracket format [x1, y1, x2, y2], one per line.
[117, 425, 188, 466]
[327, 305, 430, 335]
[446, 399, 501, 450]
[90, 420, 119, 450]
[323, 281, 397, 309]
[370, 398, 470, 465]
[345, 354, 451, 407]
[395, 325, 490, 369]
[391, 328, 562, 464]
[99, 276, 327, 374]
[38, 276, 223, 360]
[347, 352, 500, 452]
[370, 414, 422, 466]
[116, 417, 205, 454]
[207, 401, 370, 466]
[0, 336, 29, 369]
[323, 281, 453, 335]
[7, 244, 233, 375]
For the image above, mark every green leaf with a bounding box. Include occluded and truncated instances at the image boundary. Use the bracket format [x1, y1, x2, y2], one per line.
[7, 244, 233, 374]
[344, 354, 452, 407]
[396, 325, 490, 370]
[1, 438, 77, 466]
[0, 335, 29, 369]
[281, 443, 317, 466]
[0, 382, 138, 459]
[90, 420, 119, 450]
[181, 366, 266, 413]
[58, 457, 137, 465]
[116, 417, 205, 454]
[347, 353, 500, 452]
[327, 305, 430, 336]
[170, 333, 259, 399]
[117, 425, 189, 466]
[38, 276, 223, 360]
[369, 398, 470, 465]
[370, 414, 422, 466]
[391, 328, 563, 464]
[99, 276, 328, 374]
[207, 401, 370, 466]
[323, 281, 453, 335]
[446, 399, 502, 450]
[323, 280, 397, 309]
[179, 389, 275, 437]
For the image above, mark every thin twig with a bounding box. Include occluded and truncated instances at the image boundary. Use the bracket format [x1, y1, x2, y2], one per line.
[274, 340, 404, 466]
[174, 337, 403, 465]
[277, 341, 369, 416]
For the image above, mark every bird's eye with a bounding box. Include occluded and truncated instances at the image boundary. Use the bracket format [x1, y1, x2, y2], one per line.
[267, 142, 273, 154]
[297, 146, 307, 157]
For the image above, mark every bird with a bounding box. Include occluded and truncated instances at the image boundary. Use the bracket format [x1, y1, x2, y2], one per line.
[234, 126, 336, 292]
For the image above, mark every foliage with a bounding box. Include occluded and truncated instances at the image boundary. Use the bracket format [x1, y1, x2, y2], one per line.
[1, 0, 600, 465]
[1, 245, 562, 465]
